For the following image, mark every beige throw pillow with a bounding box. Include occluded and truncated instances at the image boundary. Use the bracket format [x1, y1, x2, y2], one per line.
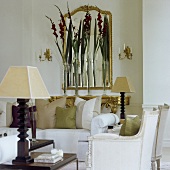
[75, 96, 102, 130]
[0, 101, 7, 127]
[36, 97, 66, 129]
[6, 102, 13, 127]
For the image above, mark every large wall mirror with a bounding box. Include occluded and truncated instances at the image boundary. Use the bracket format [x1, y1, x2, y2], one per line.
[64, 5, 112, 90]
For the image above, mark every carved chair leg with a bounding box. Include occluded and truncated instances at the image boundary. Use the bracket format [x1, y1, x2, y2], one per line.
[156, 159, 160, 170]
[151, 161, 156, 170]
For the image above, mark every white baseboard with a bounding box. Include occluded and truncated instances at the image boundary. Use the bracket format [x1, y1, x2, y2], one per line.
[163, 139, 170, 147]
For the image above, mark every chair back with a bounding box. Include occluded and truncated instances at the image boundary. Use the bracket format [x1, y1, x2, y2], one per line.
[152, 104, 169, 160]
[139, 110, 159, 170]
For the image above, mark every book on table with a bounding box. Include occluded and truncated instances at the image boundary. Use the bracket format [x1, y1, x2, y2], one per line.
[34, 153, 63, 163]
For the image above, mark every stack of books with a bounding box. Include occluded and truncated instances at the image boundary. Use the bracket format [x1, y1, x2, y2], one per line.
[34, 153, 63, 163]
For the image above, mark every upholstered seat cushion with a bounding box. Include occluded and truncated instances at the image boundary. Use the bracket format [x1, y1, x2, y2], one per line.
[0, 135, 18, 163]
[43, 129, 90, 153]
[0, 127, 43, 138]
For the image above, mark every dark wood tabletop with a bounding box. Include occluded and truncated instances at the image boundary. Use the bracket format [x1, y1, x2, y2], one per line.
[29, 139, 55, 151]
[0, 152, 78, 170]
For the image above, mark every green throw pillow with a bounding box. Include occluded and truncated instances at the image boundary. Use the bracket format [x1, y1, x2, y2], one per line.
[119, 116, 141, 136]
[55, 106, 76, 129]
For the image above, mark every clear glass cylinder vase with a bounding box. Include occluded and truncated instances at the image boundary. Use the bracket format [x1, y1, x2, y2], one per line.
[102, 60, 107, 96]
[63, 63, 67, 96]
[74, 54, 79, 96]
[30, 111, 36, 142]
[87, 56, 90, 95]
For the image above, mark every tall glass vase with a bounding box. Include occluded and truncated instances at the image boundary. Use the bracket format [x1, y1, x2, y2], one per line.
[87, 53, 91, 96]
[74, 54, 79, 96]
[30, 111, 36, 142]
[63, 63, 67, 96]
[102, 60, 107, 96]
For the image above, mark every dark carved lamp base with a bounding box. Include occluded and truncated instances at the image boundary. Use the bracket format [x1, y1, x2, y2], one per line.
[12, 99, 33, 164]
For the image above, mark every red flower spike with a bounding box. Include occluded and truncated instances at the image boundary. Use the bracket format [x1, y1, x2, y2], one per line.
[97, 11, 103, 35]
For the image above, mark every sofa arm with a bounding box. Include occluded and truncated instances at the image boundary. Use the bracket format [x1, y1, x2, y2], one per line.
[90, 113, 119, 135]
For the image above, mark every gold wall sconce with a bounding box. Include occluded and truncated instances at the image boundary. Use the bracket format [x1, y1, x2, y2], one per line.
[119, 44, 133, 60]
[39, 49, 52, 61]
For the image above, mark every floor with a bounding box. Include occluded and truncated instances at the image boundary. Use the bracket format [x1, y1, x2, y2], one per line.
[162, 147, 170, 162]
[61, 147, 170, 170]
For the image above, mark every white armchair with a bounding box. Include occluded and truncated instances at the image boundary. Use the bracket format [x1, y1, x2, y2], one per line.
[86, 110, 159, 170]
[151, 104, 170, 170]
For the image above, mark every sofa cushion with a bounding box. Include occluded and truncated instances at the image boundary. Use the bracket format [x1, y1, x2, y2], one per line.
[55, 106, 76, 129]
[119, 115, 141, 136]
[0, 127, 18, 137]
[43, 129, 90, 153]
[75, 97, 101, 130]
[6, 102, 13, 127]
[0, 134, 18, 163]
[36, 97, 66, 129]
[77, 129, 90, 141]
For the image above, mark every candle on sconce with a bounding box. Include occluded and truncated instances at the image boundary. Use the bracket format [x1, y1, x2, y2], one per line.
[124, 44, 125, 50]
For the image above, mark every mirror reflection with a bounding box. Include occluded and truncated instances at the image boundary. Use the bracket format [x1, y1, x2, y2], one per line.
[64, 5, 112, 90]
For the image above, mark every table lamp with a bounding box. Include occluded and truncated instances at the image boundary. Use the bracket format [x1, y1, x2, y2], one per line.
[111, 77, 135, 122]
[0, 66, 50, 164]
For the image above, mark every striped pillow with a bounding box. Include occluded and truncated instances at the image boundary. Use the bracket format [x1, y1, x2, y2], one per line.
[75, 96, 101, 130]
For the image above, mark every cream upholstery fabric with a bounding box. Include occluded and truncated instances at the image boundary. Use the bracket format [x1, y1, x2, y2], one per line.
[6, 102, 13, 127]
[151, 104, 170, 170]
[91, 113, 119, 135]
[0, 101, 6, 127]
[0, 135, 18, 163]
[75, 96, 101, 130]
[86, 110, 159, 170]
[43, 129, 90, 154]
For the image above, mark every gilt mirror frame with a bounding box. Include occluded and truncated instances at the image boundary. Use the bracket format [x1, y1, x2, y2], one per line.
[64, 5, 112, 90]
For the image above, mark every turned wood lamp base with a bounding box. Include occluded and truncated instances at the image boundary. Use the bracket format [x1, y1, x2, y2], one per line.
[12, 99, 33, 164]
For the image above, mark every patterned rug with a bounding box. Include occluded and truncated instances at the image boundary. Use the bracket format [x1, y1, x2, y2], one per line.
[60, 161, 170, 170]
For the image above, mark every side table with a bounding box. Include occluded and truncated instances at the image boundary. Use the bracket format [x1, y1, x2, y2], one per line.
[29, 139, 55, 151]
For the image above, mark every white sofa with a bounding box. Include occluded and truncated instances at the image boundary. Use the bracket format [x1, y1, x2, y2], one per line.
[0, 98, 119, 162]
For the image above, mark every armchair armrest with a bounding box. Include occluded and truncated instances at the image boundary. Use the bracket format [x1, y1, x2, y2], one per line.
[86, 134, 142, 169]
[90, 113, 119, 135]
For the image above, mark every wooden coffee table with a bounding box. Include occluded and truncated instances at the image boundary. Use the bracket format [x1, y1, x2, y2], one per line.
[0, 152, 78, 170]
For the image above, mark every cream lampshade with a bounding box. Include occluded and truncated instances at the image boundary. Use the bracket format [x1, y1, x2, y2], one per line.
[0, 66, 50, 164]
[111, 77, 135, 120]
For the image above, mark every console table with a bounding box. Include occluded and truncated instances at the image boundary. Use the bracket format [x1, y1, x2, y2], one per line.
[50, 95, 131, 113]
[0, 152, 78, 170]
